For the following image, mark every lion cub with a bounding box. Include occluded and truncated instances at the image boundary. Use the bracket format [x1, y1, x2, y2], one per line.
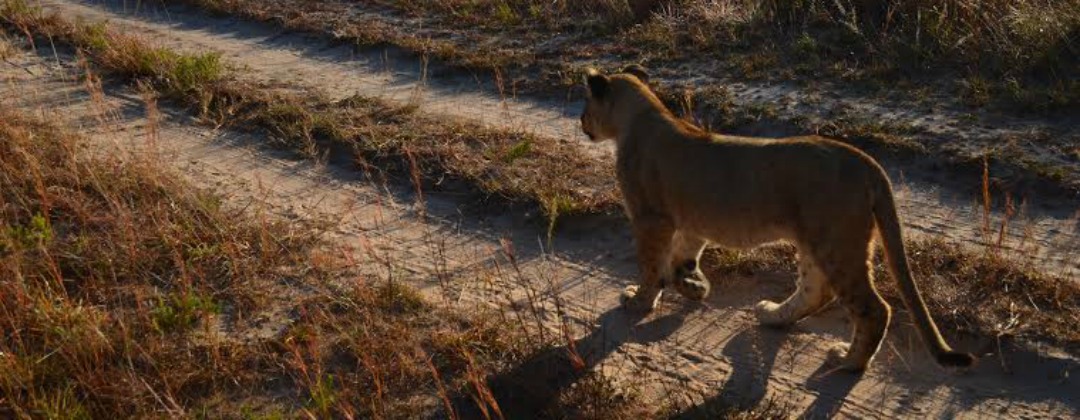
[579, 65, 974, 371]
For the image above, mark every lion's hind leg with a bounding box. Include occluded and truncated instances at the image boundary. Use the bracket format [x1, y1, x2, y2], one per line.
[822, 254, 891, 372]
[755, 251, 835, 326]
[670, 231, 710, 301]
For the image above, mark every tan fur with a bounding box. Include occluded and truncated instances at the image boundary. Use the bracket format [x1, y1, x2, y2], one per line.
[580, 66, 974, 372]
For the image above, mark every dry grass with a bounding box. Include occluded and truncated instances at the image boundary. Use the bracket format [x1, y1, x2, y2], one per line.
[181, 0, 1078, 112]
[180, 0, 536, 72]
[0, 95, 653, 417]
[367, 0, 661, 27]
[0, 31, 14, 58]
[0, 106, 304, 416]
[1, 3, 1077, 418]
[0, 7, 653, 416]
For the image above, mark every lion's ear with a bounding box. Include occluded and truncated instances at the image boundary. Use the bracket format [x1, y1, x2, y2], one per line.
[622, 64, 649, 84]
[585, 68, 610, 98]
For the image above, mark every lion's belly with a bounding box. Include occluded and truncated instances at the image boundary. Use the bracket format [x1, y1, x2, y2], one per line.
[703, 225, 791, 250]
[676, 212, 794, 250]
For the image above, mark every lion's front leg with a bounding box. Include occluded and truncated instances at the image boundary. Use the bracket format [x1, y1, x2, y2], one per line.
[621, 219, 674, 312]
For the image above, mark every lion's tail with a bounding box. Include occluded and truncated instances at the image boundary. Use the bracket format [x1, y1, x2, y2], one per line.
[871, 170, 976, 368]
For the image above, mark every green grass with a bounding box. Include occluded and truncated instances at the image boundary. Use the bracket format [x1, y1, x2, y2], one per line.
[150, 293, 222, 333]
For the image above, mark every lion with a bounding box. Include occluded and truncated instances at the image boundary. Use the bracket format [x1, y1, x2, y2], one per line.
[579, 65, 974, 372]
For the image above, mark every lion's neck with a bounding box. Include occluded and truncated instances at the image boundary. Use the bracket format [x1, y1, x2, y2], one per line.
[612, 92, 692, 147]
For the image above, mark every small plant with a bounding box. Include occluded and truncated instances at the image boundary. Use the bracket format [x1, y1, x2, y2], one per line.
[78, 20, 110, 51]
[150, 292, 221, 333]
[377, 280, 427, 314]
[33, 385, 92, 420]
[793, 32, 818, 60]
[170, 51, 223, 92]
[3, 213, 52, 250]
[306, 374, 339, 417]
[491, 1, 520, 26]
[504, 139, 532, 163]
[542, 193, 578, 250]
[552, 371, 646, 419]
[961, 75, 992, 108]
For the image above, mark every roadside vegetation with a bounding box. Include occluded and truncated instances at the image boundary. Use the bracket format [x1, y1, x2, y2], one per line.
[371, 0, 1080, 111]
[0, 90, 660, 417]
[2, 1, 1076, 356]
[179, 0, 1079, 113]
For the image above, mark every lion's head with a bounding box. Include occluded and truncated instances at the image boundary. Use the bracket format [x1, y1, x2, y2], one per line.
[580, 64, 650, 142]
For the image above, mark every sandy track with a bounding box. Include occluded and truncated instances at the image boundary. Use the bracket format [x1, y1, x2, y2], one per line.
[4, 31, 1079, 420]
[46, 0, 592, 150]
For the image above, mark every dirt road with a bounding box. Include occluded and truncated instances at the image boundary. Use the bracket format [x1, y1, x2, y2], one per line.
[3, 1, 1078, 418]
[29, 0, 1080, 279]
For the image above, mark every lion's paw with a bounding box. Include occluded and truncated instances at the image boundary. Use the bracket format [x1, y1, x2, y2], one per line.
[753, 300, 790, 327]
[825, 343, 867, 372]
[672, 263, 710, 301]
[620, 285, 660, 312]
[826, 343, 850, 363]
[674, 277, 710, 301]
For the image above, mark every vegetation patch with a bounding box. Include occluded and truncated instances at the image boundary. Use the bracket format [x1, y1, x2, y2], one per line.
[0, 97, 641, 417]
[377, 0, 1080, 112]
[1, 106, 304, 417]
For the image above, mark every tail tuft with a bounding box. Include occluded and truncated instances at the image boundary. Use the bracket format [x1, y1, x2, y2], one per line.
[937, 352, 976, 368]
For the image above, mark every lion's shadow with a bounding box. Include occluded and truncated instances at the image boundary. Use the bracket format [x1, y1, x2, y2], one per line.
[472, 304, 693, 418]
